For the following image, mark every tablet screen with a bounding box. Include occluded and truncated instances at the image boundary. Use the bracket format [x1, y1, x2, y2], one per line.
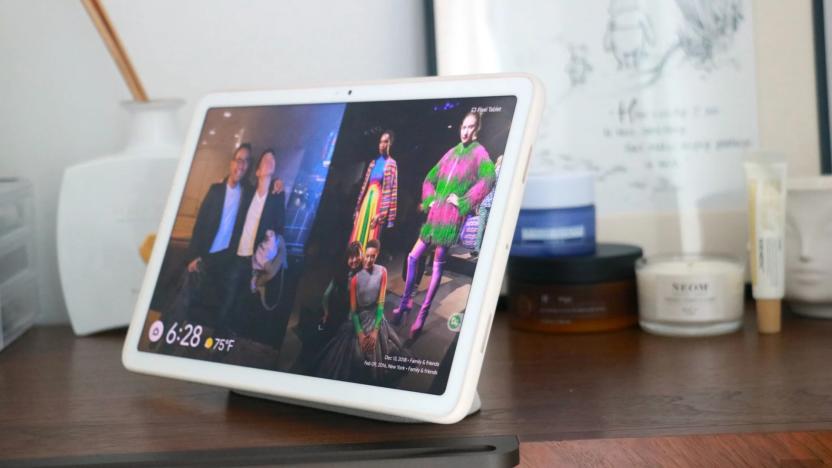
[138, 96, 517, 394]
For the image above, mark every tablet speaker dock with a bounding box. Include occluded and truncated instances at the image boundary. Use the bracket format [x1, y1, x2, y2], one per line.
[232, 389, 481, 423]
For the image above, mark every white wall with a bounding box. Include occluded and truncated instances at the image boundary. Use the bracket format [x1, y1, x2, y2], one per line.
[0, 0, 822, 325]
[104, 0, 429, 129]
[0, 1, 130, 326]
[754, 0, 821, 176]
[0, 0, 427, 324]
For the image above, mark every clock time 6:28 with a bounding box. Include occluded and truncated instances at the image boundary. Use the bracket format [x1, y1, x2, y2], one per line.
[165, 322, 203, 347]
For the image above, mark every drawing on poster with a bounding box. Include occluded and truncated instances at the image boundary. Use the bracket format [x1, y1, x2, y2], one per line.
[436, 0, 758, 215]
[566, 44, 594, 87]
[604, 0, 656, 71]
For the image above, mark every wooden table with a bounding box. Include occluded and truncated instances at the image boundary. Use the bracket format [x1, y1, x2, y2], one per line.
[2, 308, 832, 466]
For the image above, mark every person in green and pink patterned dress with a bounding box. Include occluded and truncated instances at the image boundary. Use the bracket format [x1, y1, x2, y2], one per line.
[392, 112, 496, 338]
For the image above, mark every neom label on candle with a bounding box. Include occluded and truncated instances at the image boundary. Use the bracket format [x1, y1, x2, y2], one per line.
[637, 255, 745, 336]
[654, 276, 723, 322]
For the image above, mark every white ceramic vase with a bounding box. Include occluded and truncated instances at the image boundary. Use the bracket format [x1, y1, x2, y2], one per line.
[785, 176, 832, 319]
[58, 100, 183, 335]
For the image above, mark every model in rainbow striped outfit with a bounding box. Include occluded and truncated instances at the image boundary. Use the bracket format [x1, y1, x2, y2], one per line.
[393, 112, 496, 338]
[350, 131, 398, 249]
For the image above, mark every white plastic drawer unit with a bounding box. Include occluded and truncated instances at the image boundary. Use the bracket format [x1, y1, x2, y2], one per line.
[0, 227, 33, 284]
[0, 270, 38, 350]
[0, 178, 35, 240]
[0, 178, 37, 350]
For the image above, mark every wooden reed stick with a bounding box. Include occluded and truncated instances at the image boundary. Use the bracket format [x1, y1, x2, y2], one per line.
[81, 0, 148, 102]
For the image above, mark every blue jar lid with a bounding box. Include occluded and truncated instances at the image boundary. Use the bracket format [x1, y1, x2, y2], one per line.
[522, 172, 595, 209]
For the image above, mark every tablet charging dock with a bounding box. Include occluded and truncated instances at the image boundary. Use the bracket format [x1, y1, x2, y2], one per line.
[233, 390, 481, 423]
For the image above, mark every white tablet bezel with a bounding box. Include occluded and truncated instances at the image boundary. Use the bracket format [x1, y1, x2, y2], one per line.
[122, 74, 544, 424]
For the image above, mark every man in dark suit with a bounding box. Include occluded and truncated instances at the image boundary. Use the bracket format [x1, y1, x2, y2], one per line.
[175, 143, 252, 327]
[186, 144, 252, 272]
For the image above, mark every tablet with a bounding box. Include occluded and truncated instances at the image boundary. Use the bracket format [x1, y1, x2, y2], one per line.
[122, 74, 543, 423]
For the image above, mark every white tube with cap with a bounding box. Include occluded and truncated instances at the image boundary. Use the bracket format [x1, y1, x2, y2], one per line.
[744, 153, 787, 333]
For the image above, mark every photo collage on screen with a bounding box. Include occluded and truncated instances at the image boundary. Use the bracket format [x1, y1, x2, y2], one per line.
[138, 96, 517, 394]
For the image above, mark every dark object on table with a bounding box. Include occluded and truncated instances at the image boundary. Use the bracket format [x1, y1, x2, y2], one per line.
[1, 435, 519, 468]
[508, 243, 642, 333]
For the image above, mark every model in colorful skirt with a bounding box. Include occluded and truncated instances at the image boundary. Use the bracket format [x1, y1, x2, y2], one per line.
[350, 131, 398, 249]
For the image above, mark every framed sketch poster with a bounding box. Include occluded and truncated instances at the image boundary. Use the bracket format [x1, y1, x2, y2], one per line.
[813, 0, 832, 174]
[432, 0, 759, 256]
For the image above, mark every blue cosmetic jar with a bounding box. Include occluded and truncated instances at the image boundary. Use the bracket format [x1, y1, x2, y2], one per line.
[511, 172, 596, 257]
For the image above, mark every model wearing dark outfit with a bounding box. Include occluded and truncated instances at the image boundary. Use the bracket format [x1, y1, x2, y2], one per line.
[291, 242, 363, 374]
[319, 252, 362, 338]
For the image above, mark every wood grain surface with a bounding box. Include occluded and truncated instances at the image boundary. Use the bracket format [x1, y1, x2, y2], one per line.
[521, 431, 832, 467]
[2, 308, 832, 462]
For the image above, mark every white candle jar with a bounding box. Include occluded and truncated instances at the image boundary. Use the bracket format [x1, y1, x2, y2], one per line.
[636, 255, 745, 336]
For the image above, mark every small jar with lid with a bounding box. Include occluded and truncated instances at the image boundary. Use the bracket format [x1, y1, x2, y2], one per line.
[508, 243, 643, 333]
[636, 254, 745, 336]
[511, 172, 596, 258]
